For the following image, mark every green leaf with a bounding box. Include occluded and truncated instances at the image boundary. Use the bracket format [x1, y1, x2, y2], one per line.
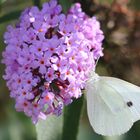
[62, 95, 84, 140]
[130, 0, 140, 10]
[36, 115, 63, 140]
[0, 10, 22, 24]
[59, 0, 72, 13]
[0, 0, 6, 4]
[123, 121, 140, 140]
[104, 135, 124, 140]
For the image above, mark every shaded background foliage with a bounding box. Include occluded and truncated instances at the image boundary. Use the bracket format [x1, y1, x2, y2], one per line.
[0, 0, 140, 140]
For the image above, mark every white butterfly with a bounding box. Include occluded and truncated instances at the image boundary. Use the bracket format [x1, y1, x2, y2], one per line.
[85, 71, 140, 136]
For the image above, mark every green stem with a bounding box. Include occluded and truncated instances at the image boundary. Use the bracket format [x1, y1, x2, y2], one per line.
[32, 0, 41, 8]
[62, 95, 84, 140]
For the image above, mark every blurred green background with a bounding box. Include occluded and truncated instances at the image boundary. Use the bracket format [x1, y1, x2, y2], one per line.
[0, 0, 140, 140]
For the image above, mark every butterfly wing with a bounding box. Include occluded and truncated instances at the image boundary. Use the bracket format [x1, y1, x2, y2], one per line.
[102, 77, 140, 122]
[86, 76, 140, 136]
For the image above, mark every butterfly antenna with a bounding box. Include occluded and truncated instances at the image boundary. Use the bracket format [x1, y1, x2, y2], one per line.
[95, 57, 100, 68]
[90, 56, 100, 77]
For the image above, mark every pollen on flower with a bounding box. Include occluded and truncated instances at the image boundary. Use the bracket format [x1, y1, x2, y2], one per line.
[50, 47, 54, 51]
[23, 102, 28, 107]
[72, 56, 75, 60]
[34, 103, 38, 108]
[22, 92, 26, 95]
[40, 60, 45, 64]
[66, 71, 70, 75]
[38, 29, 43, 32]
[38, 48, 41, 52]
[45, 96, 50, 101]
[27, 80, 31, 84]
[17, 79, 21, 83]
[48, 74, 51, 78]
[2, 0, 104, 123]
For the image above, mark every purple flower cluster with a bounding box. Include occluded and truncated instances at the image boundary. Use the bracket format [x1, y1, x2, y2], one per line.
[2, 0, 104, 123]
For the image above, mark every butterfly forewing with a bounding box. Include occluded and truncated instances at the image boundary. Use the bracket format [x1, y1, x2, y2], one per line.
[86, 76, 140, 136]
[102, 77, 140, 122]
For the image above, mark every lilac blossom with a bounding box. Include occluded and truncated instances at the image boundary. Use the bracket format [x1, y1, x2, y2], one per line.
[2, 0, 104, 123]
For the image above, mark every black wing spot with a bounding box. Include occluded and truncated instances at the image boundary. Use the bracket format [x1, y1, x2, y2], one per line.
[127, 101, 133, 107]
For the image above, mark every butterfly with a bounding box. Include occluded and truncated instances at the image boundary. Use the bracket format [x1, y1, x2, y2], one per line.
[85, 72, 140, 136]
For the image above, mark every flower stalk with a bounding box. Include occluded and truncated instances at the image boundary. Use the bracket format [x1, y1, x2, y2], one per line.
[62, 94, 84, 140]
